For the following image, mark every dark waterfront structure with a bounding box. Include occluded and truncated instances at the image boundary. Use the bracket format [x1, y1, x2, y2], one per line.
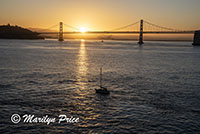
[193, 31, 200, 46]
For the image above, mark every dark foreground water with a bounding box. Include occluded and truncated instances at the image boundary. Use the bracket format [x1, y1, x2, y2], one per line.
[0, 39, 200, 134]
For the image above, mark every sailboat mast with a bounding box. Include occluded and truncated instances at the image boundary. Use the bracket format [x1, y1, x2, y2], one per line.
[100, 68, 102, 87]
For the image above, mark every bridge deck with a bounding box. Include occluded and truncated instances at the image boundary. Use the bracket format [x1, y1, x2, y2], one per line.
[39, 31, 195, 34]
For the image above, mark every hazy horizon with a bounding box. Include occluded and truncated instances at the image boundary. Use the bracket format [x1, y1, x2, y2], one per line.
[0, 0, 200, 31]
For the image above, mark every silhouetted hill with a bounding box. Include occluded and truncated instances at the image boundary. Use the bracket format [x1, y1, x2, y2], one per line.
[0, 24, 44, 39]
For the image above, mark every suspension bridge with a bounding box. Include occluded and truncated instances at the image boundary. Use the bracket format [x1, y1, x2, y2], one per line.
[38, 19, 197, 44]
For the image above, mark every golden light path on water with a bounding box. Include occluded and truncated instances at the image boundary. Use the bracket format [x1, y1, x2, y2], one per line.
[75, 40, 101, 128]
[77, 39, 88, 87]
[74, 39, 90, 100]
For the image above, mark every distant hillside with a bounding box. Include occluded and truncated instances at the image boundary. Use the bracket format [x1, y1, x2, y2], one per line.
[0, 24, 44, 39]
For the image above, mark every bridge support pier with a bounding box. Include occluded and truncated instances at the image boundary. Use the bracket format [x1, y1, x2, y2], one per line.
[58, 22, 64, 42]
[138, 19, 144, 45]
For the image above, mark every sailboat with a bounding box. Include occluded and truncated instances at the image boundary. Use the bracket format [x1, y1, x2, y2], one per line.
[95, 68, 110, 95]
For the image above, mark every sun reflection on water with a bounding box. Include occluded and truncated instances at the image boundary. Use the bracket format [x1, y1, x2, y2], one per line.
[76, 39, 88, 89]
[73, 40, 101, 126]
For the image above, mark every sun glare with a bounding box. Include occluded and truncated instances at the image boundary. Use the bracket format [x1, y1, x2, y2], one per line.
[80, 27, 87, 33]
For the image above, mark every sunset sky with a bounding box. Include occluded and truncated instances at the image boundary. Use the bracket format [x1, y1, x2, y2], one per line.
[0, 0, 200, 31]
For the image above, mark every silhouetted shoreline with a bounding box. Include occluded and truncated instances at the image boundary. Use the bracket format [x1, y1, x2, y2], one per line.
[0, 24, 44, 40]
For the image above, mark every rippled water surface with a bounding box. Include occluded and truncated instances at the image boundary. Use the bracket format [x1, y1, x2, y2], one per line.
[0, 39, 200, 134]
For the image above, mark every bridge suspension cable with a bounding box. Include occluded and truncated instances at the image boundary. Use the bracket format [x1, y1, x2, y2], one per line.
[143, 20, 181, 31]
[111, 21, 140, 31]
[63, 23, 79, 31]
[40, 24, 58, 32]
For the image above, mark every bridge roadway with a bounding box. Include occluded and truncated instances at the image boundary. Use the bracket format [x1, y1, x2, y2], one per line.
[38, 31, 195, 35]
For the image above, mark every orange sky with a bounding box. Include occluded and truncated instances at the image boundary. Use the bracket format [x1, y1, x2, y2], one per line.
[0, 0, 200, 31]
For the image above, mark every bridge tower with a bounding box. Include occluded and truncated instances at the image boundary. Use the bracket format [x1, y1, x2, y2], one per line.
[58, 22, 64, 41]
[138, 19, 144, 45]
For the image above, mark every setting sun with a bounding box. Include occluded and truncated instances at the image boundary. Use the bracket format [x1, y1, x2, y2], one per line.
[80, 27, 87, 33]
